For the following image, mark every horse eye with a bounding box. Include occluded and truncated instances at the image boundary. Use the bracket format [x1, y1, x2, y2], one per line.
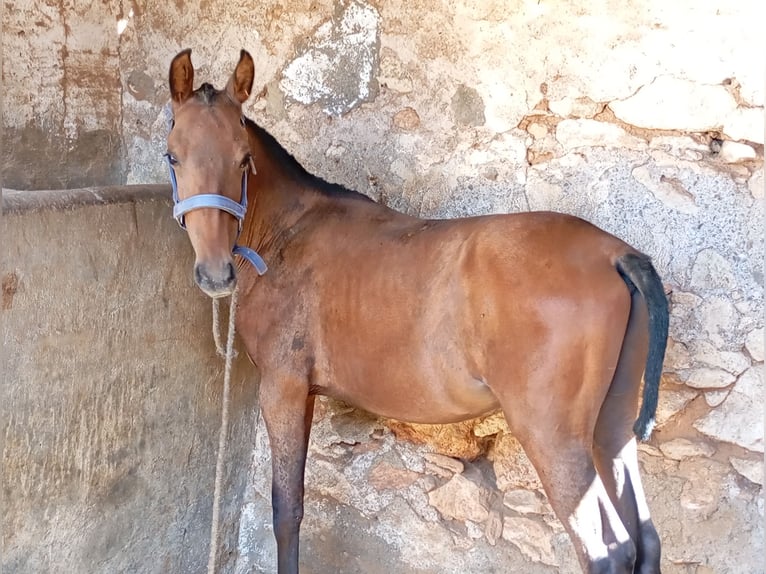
[239, 154, 252, 170]
[165, 152, 179, 166]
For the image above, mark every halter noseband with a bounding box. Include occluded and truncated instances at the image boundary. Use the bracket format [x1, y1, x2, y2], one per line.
[166, 155, 268, 276]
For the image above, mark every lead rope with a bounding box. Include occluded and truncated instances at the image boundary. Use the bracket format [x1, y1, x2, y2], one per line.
[207, 288, 239, 574]
[211, 299, 226, 357]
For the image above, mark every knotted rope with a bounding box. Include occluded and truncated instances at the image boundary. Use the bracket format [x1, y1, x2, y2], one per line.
[207, 289, 238, 574]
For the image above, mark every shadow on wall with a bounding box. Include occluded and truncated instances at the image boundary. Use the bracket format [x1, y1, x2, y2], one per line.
[1, 125, 124, 190]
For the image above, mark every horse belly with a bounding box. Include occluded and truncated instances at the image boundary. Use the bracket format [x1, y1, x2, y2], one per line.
[322, 346, 500, 424]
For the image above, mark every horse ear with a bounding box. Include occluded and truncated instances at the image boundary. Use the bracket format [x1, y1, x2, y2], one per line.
[226, 49, 255, 104]
[169, 48, 194, 106]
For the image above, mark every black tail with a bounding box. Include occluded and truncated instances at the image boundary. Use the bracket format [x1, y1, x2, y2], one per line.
[616, 253, 669, 441]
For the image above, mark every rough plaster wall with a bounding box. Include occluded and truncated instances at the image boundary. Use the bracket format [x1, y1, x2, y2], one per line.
[2, 0, 764, 573]
[1, 190, 257, 574]
[2, 0, 124, 188]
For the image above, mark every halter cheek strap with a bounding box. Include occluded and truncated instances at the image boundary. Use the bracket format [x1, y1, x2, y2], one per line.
[166, 156, 268, 276]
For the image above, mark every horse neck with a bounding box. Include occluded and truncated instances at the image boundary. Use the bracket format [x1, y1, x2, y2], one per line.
[239, 128, 318, 256]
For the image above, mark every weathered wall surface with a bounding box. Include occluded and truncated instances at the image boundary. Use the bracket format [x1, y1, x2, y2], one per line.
[1, 188, 258, 573]
[2, 1, 764, 573]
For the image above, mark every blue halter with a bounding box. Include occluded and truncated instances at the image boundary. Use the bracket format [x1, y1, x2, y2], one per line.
[166, 156, 268, 276]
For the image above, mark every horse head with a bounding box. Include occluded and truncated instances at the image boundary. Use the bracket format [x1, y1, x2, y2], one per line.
[166, 48, 257, 297]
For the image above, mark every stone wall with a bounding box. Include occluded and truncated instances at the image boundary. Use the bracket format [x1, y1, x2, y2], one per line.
[2, 1, 763, 573]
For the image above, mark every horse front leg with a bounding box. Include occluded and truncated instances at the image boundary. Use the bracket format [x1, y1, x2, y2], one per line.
[260, 377, 316, 574]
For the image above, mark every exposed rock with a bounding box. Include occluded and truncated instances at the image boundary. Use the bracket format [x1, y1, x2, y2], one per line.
[427, 474, 491, 523]
[745, 327, 764, 362]
[325, 402, 384, 445]
[724, 107, 765, 144]
[718, 141, 757, 163]
[555, 118, 646, 151]
[677, 459, 727, 519]
[422, 452, 465, 475]
[735, 299, 759, 325]
[472, 412, 508, 437]
[689, 249, 738, 291]
[424, 462, 453, 479]
[680, 480, 720, 519]
[465, 520, 485, 539]
[671, 290, 703, 310]
[393, 107, 421, 131]
[659, 438, 716, 460]
[664, 338, 693, 370]
[704, 389, 731, 407]
[386, 419, 486, 459]
[526, 147, 557, 166]
[450, 533, 474, 550]
[637, 443, 664, 457]
[682, 367, 736, 389]
[502, 517, 557, 566]
[527, 122, 549, 139]
[609, 76, 738, 131]
[639, 445, 679, 477]
[656, 387, 698, 427]
[632, 164, 698, 214]
[368, 462, 421, 491]
[694, 366, 764, 452]
[418, 474, 439, 493]
[503, 489, 550, 515]
[489, 434, 543, 491]
[484, 509, 503, 546]
[688, 340, 751, 375]
[309, 458, 356, 506]
[695, 297, 741, 349]
[649, 136, 708, 161]
[730, 457, 764, 486]
[730, 164, 754, 184]
[548, 96, 601, 118]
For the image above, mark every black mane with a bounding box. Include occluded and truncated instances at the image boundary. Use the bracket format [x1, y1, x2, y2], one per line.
[245, 118, 373, 203]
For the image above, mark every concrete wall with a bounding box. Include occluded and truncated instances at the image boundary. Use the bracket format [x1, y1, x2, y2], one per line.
[2, 1, 764, 573]
[1, 188, 258, 573]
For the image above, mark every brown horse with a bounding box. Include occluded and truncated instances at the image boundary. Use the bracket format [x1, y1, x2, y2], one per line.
[166, 49, 668, 574]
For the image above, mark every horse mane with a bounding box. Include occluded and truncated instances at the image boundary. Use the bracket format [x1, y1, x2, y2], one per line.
[244, 118, 374, 203]
[188, 83, 372, 202]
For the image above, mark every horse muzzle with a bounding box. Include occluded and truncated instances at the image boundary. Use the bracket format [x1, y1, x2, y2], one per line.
[194, 260, 237, 298]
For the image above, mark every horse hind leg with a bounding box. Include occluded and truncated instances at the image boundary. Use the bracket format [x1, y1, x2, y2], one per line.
[521, 432, 636, 573]
[501, 395, 637, 573]
[593, 289, 661, 574]
[592, 436, 660, 574]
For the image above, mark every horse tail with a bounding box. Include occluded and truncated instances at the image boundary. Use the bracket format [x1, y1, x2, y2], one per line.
[615, 252, 669, 441]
